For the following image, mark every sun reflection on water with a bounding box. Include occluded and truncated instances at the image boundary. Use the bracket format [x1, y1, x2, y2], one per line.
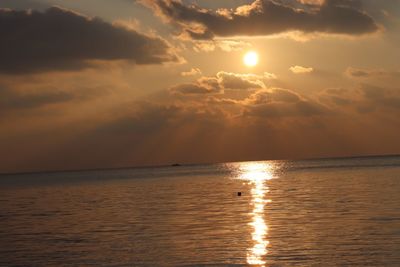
[236, 162, 276, 266]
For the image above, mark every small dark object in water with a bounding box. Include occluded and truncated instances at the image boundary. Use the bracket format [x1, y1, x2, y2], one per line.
[171, 163, 181, 167]
[237, 192, 242, 196]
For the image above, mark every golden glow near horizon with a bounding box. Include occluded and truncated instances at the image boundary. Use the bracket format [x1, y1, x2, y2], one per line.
[243, 51, 259, 67]
[235, 162, 275, 266]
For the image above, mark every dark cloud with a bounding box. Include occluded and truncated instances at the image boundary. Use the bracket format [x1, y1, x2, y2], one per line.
[0, 100, 233, 172]
[318, 85, 400, 113]
[96, 101, 228, 135]
[0, 0, 49, 10]
[318, 88, 353, 106]
[170, 83, 217, 95]
[0, 82, 111, 115]
[0, 7, 177, 74]
[141, 0, 379, 40]
[346, 67, 400, 78]
[0, 87, 73, 113]
[170, 77, 221, 95]
[346, 68, 379, 78]
[97, 103, 183, 135]
[243, 88, 328, 117]
[360, 84, 400, 110]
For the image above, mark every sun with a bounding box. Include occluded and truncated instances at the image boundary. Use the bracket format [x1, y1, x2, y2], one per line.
[243, 51, 259, 67]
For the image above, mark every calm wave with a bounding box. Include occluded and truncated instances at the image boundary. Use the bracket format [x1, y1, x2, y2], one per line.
[1, 156, 400, 266]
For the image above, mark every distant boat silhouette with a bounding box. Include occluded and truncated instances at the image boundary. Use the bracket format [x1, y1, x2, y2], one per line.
[171, 163, 182, 167]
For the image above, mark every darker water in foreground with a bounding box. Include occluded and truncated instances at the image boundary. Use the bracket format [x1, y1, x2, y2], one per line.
[1, 156, 400, 266]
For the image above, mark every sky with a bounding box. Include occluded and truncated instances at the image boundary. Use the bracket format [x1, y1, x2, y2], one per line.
[1, 0, 400, 173]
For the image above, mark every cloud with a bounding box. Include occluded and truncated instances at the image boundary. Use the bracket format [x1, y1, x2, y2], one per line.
[345, 67, 400, 78]
[0, 87, 74, 113]
[141, 0, 379, 40]
[181, 68, 202, 76]
[169, 76, 221, 95]
[216, 72, 271, 90]
[170, 71, 276, 95]
[318, 88, 353, 106]
[290, 65, 314, 74]
[245, 88, 301, 104]
[243, 88, 328, 117]
[0, 0, 49, 10]
[97, 102, 184, 135]
[0, 7, 178, 74]
[317, 84, 400, 114]
[297, 0, 325, 5]
[0, 77, 112, 115]
[193, 40, 252, 52]
[359, 84, 400, 110]
[2, 80, 400, 173]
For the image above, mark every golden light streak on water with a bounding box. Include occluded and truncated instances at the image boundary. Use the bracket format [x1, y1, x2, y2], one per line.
[236, 162, 275, 266]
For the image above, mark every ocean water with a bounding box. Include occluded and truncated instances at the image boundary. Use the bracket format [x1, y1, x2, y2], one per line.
[1, 156, 400, 266]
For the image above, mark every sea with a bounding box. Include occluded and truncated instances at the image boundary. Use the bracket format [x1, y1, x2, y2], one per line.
[1, 155, 400, 266]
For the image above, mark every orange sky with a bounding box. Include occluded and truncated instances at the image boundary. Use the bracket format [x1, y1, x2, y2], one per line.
[1, 0, 400, 173]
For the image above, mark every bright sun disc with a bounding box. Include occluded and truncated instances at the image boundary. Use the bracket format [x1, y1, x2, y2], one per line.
[244, 51, 259, 67]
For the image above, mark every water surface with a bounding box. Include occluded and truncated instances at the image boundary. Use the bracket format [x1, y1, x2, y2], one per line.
[1, 156, 400, 266]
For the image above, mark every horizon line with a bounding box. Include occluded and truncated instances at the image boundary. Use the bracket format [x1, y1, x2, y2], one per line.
[1, 153, 399, 176]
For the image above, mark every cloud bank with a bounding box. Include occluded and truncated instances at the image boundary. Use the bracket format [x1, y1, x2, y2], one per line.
[2, 70, 400, 172]
[0, 7, 177, 73]
[141, 0, 379, 40]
